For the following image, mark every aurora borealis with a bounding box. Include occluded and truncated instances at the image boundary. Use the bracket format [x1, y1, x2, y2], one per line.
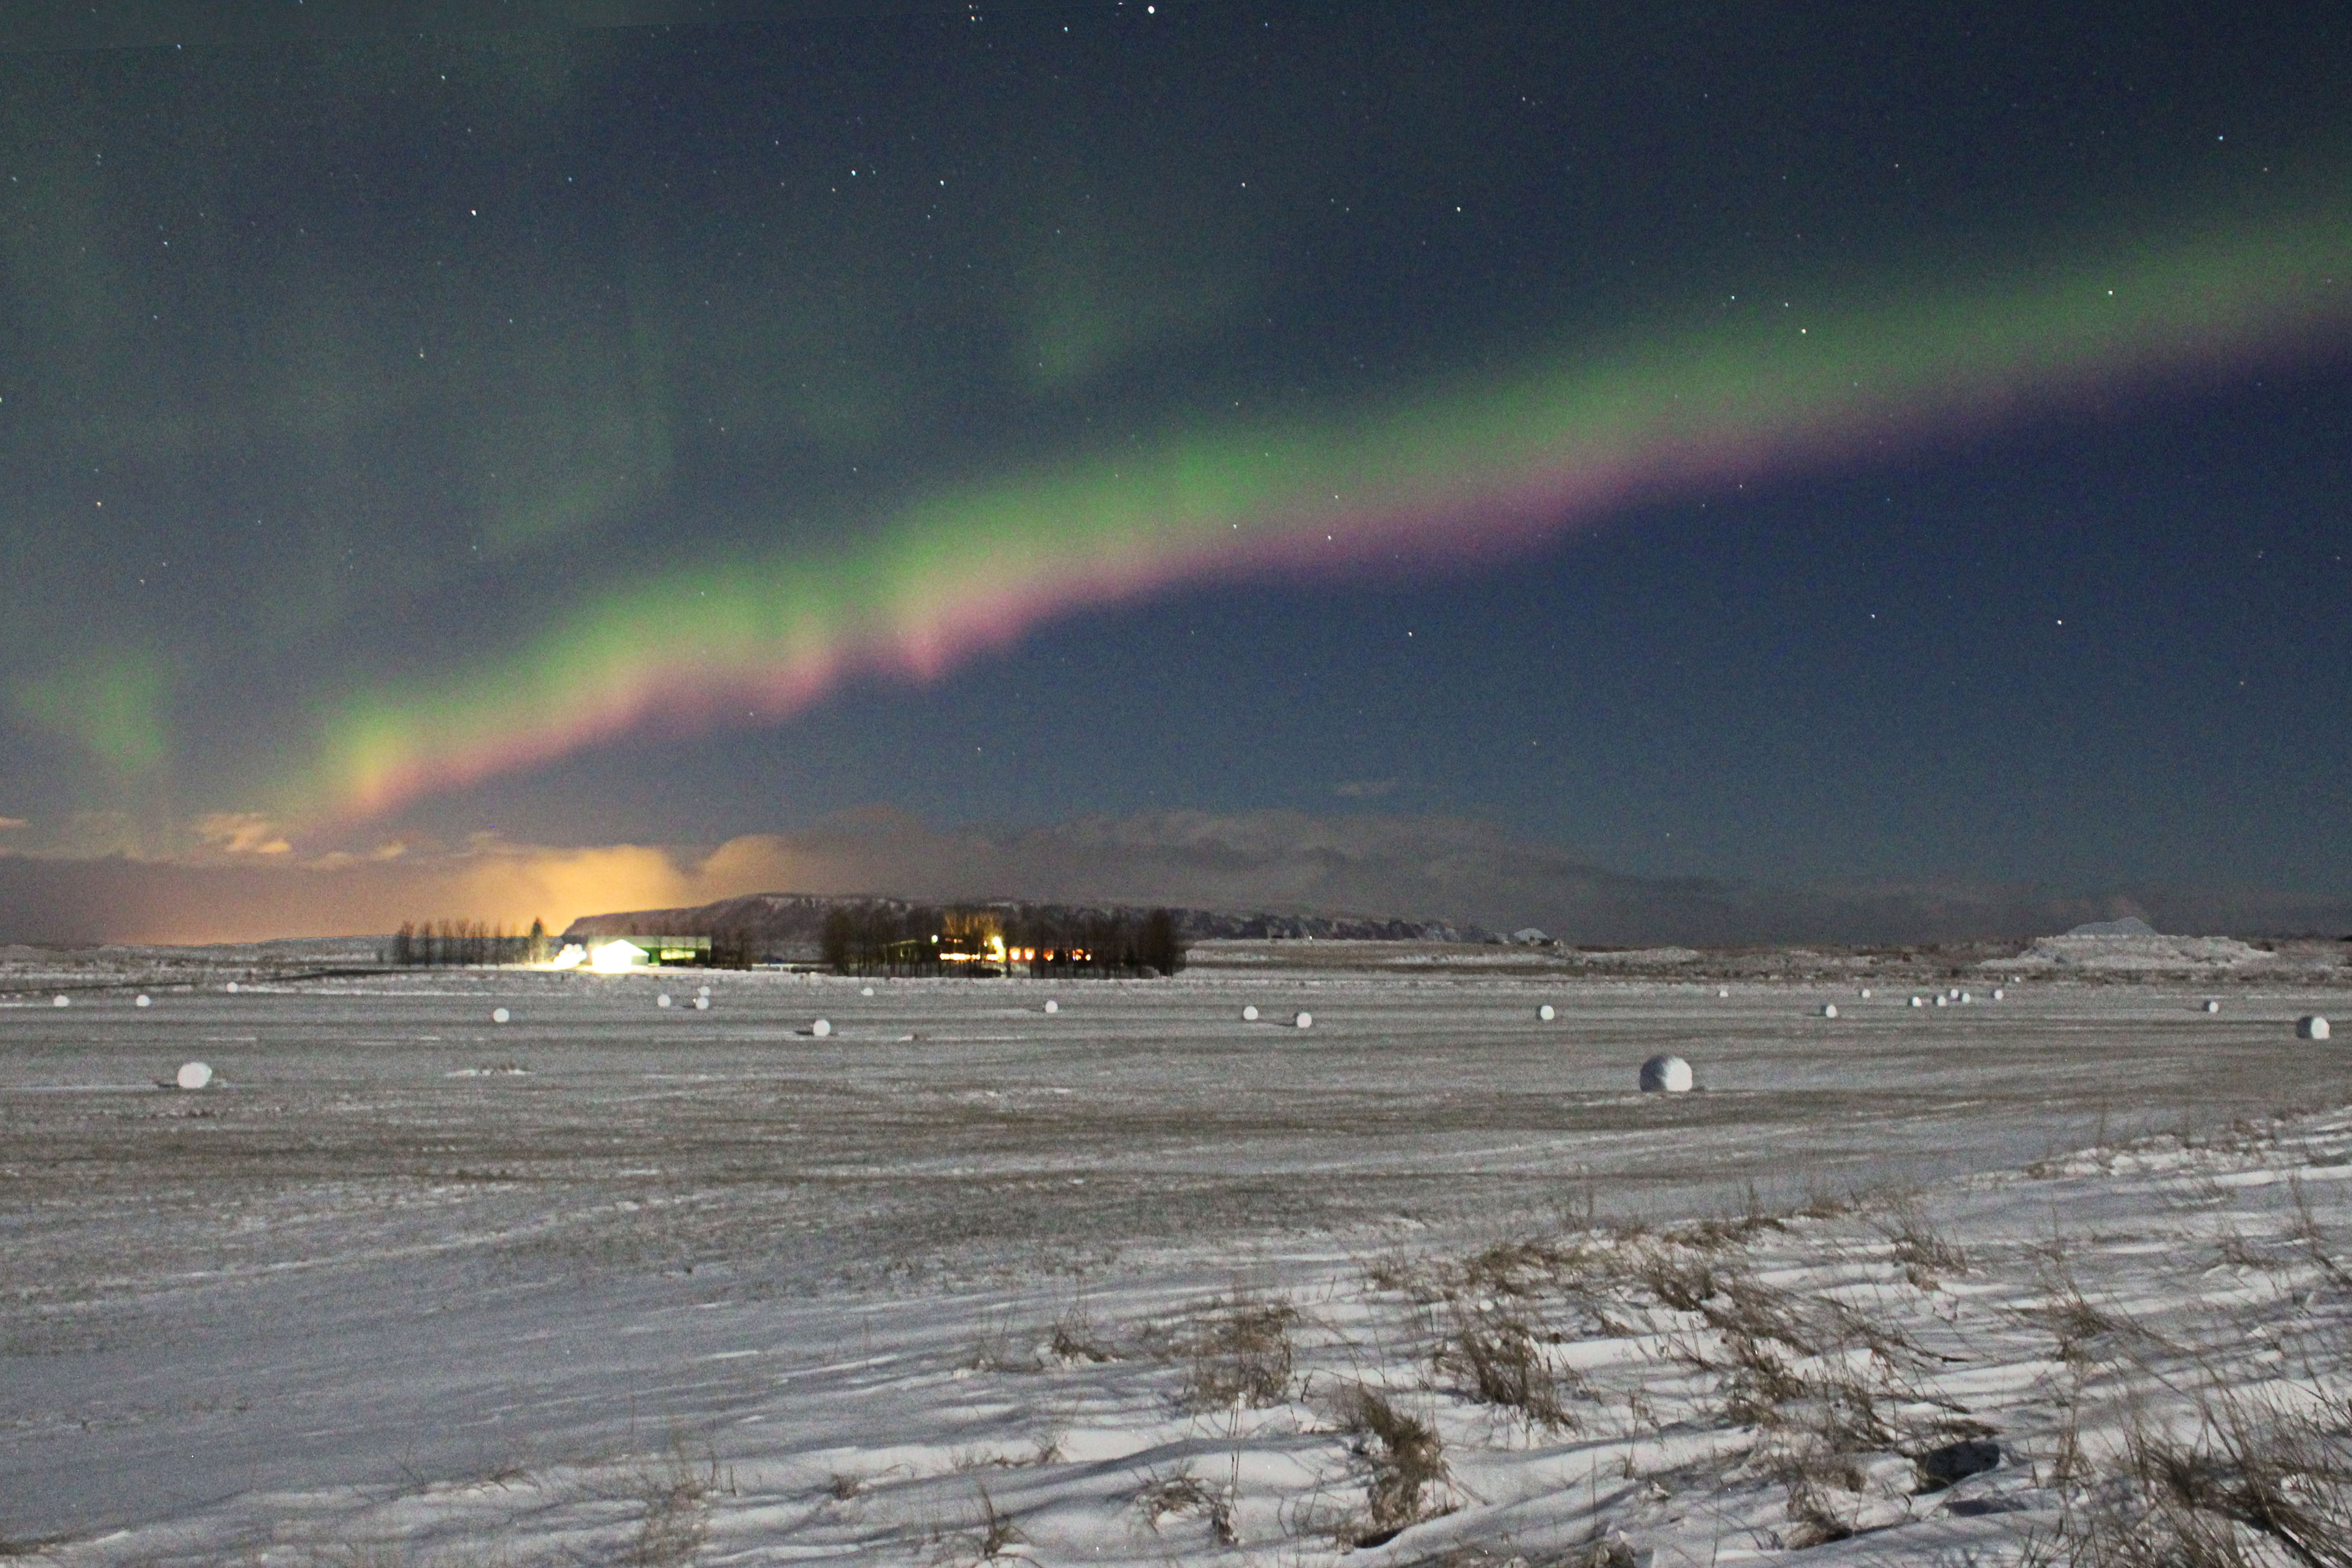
[2, 3, 2348, 939]
[318, 203, 2352, 819]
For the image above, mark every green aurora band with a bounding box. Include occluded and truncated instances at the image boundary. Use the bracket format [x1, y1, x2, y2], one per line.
[315, 203, 2350, 821]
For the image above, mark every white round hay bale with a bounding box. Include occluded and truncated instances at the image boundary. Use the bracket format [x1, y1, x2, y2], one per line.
[491, 1007, 510, 1024]
[812, 1018, 832, 1037]
[176, 1061, 212, 1091]
[1992, 988, 2005, 1001]
[1960, 991, 1974, 1004]
[2203, 1000, 2221, 1014]
[1539, 1004, 1556, 1021]
[1044, 1000, 1059, 1014]
[1294, 1011, 1313, 1029]
[860, 986, 875, 997]
[1859, 988, 1872, 1000]
[692, 995, 709, 1011]
[225, 981, 239, 994]
[1935, 995, 1949, 1008]
[1717, 987, 1730, 999]
[135, 994, 152, 1008]
[657, 994, 672, 1009]
[1819, 1003, 1838, 1019]
[52, 995, 69, 1008]
[1910, 996, 1924, 1008]
[1948, 988, 1961, 1000]
[1242, 1004, 1259, 1022]
[2298, 1015, 2332, 1041]
[1639, 1054, 1693, 1093]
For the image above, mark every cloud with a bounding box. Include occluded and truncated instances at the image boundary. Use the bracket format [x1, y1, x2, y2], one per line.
[1333, 779, 1398, 799]
[0, 808, 2345, 947]
[195, 813, 294, 857]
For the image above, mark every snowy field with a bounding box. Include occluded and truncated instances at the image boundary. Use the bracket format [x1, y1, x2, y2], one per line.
[5, 951, 2352, 1564]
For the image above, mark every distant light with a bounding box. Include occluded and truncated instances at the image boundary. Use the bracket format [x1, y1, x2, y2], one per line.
[590, 939, 647, 974]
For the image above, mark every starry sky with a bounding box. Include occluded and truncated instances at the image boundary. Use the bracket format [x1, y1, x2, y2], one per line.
[1, 2, 2347, 940]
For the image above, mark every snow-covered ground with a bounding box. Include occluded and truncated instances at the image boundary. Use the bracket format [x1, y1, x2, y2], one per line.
[5, 956, 2352, 1563]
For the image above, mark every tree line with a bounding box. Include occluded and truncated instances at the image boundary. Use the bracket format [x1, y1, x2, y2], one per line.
[384, 919, 551, 967]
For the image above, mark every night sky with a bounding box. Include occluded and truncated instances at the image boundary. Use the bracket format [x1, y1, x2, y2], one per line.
[2, 3, 2347, 939]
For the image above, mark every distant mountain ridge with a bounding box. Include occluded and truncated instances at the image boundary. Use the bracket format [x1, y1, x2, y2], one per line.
[563, 892, 1495, 959]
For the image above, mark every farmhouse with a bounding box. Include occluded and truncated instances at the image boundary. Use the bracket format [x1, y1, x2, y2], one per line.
[548, 935, 713, 972]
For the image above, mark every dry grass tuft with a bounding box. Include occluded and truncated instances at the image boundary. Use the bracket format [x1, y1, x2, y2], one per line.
[625, 1436, 725, 1568]
[1364, 1251, 1445, 1301]
[2033, 1264, 2157, 1367]
[972, 1483, 1024, 1560]
[1877, 1200, 1968, 1284]
[962, 1316, 1034, 1374]
[927, 1483, 1027, 1565]
[1657, 1266, 1829, 1430]
[1178, 1295, 1299, 1411]
[1777, 1460, 1862, 1549]
[1459, 1236, 1594, 1299]
[1046, 1298, 1119, 1364]
[1699, 1274, 1820, 1355]
[1577, 1542, 1642, 1568]
[2112, 1389, 2352, 1567]
[1668, 1190, 1784, 1251]
[2015, 1383, 2352, 1567]
[1337, 1384, 1451, 1543]
[1632, 1248, 1715, 1313]
[1753, 1361, 1913, 1548]
[2288, 1176, 2352, 1289]
[1793, 1187, 1862, 1221]
[1433, 1300, 1583, 1431]
[1390, 1542, 1635, 1568]
[1132, 1465, 1238, 1544]
[1712, 1331, 1806, 1428]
